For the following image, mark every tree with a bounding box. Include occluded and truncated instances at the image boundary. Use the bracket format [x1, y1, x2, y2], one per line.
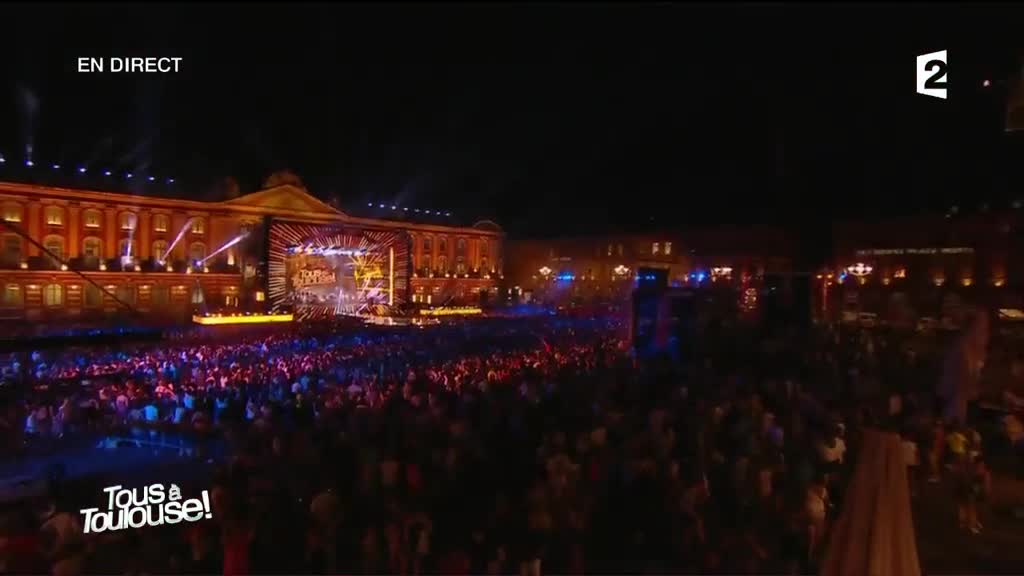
[263, 170, 306, 190]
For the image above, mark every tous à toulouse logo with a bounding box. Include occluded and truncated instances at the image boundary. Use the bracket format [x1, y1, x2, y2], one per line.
[80, 483, 212, 534]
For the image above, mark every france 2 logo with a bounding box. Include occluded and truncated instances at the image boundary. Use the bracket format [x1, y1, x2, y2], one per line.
[916, 50, 948, 99]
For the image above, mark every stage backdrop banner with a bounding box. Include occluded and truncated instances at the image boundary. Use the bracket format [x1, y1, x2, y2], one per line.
[267, 220, 410, 319]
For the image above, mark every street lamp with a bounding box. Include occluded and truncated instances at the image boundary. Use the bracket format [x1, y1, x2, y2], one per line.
[539, 266, 552, 278]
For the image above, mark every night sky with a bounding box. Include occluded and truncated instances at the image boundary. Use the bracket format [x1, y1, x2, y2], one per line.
[1, 3, 1022, 256]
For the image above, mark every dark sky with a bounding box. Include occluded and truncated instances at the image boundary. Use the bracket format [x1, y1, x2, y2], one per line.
[1, 3, 1022, 250]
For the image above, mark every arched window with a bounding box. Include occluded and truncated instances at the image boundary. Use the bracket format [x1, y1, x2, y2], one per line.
[44, 284, 63, 307]
[189, 242, 206, 263]
[152, 214, 169, 233]
[438, 237, 447, 256]
[2, 203, 22, 223]
[422, 235, 433, 255]
[118, 238, 137, 261]
[191, 218, 205, 235]
[44, 206, 64, 226]
[3, 284, 23, 307]
[119, 212, 137, 231]
[83, 209, 102, 229]
[152, 240, 169, 262]
[2, 234, 22, 266]
[43, 235, 64, 265]
[82, 237, 103, 260]
[456, 238, 467, 274]
[456, 238, 467, 256]
[438, 255, 447, 272]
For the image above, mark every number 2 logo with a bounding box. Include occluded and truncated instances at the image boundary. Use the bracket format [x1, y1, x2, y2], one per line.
[917, 50, 948, 99]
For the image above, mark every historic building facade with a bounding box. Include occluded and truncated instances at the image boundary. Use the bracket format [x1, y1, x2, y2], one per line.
[504, 227, 793, 306]
[821, 210, 1024, 322]
[0, 179, 502, 322]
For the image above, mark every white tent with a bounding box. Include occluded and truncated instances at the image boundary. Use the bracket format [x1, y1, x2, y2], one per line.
[821, 429, 920, 576]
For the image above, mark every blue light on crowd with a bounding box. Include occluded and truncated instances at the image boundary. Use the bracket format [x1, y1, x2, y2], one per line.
[696, 272, 706, 282]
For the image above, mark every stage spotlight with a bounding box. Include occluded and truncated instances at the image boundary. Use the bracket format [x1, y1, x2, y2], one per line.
[78, 167, 86, 173]
[445, 212, 451, 216]
[367, 203, 373, 207]
[378, 204, 385, 209]
[403, 207, 409, 211]
[391, 205, 396, 210]
[148, 176, 155, 181]
[0, 155, 5, 163]
[126, 173, 133, 179]
[52, 164, 60, 169]
[104, 170, 112, 176]
[167, 178, 174, 184]
[25, 160, 34, 167]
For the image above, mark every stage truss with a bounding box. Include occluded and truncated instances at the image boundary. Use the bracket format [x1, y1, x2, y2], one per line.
[268, 221, 409, 320]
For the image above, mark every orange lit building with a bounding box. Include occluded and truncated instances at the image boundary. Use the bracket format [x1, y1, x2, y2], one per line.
[0, 179, 502, 322]
[823, 210, 1023, 322]
[504, 226, 793, 306]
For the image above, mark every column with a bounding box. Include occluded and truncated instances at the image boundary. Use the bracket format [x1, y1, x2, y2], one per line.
[68, 206, 81, 257]
[27, 202, 41, 256]
[139, 211, 152, 260]
[104, 208, 117, 259]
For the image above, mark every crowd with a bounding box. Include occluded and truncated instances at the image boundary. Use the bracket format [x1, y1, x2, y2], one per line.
[0, 314, 1022, 575]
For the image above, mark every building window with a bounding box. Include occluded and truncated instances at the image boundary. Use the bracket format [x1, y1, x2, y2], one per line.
[456, 257, 466, 275]
[456, 238, 467, 257]
[2, 203, 22, 223]
[43, 235, 64, 265]
[149, 285, 168, 306]
[422, 236, 433, 255]
[481, 256, 489, 270]
[3, 284, 23, 307]
[153, 214, 169, 233]
[438, 255, 447, 272]
[665, 242, 672, 256]
[191, 218, 205, 235]
[116, 285, 136, 306]
[3, 235, 22, 266]
[152, 240, 168, 262]
[422, 255, 431, 272]
[189, 242, 206, 263]
[652, 242, 660, 255]
[617, 244, 623, 256]
[84, 284, 103, 308]
[118, 239, 136, 261]
[44, 284, 63, 307]
[83, 209, 102, 229]
[43, 206, 64, 226]
[120, 212, 137, 231]
[82, 237, 102, 261]
[255, 290, 265, 302]
[607, 244, 613, 256]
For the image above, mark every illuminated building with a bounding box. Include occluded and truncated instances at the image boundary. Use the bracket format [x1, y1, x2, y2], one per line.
[0, 177, 502, 321]
[505, 226, 793, 306]
[826, 210, 1022, 322]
